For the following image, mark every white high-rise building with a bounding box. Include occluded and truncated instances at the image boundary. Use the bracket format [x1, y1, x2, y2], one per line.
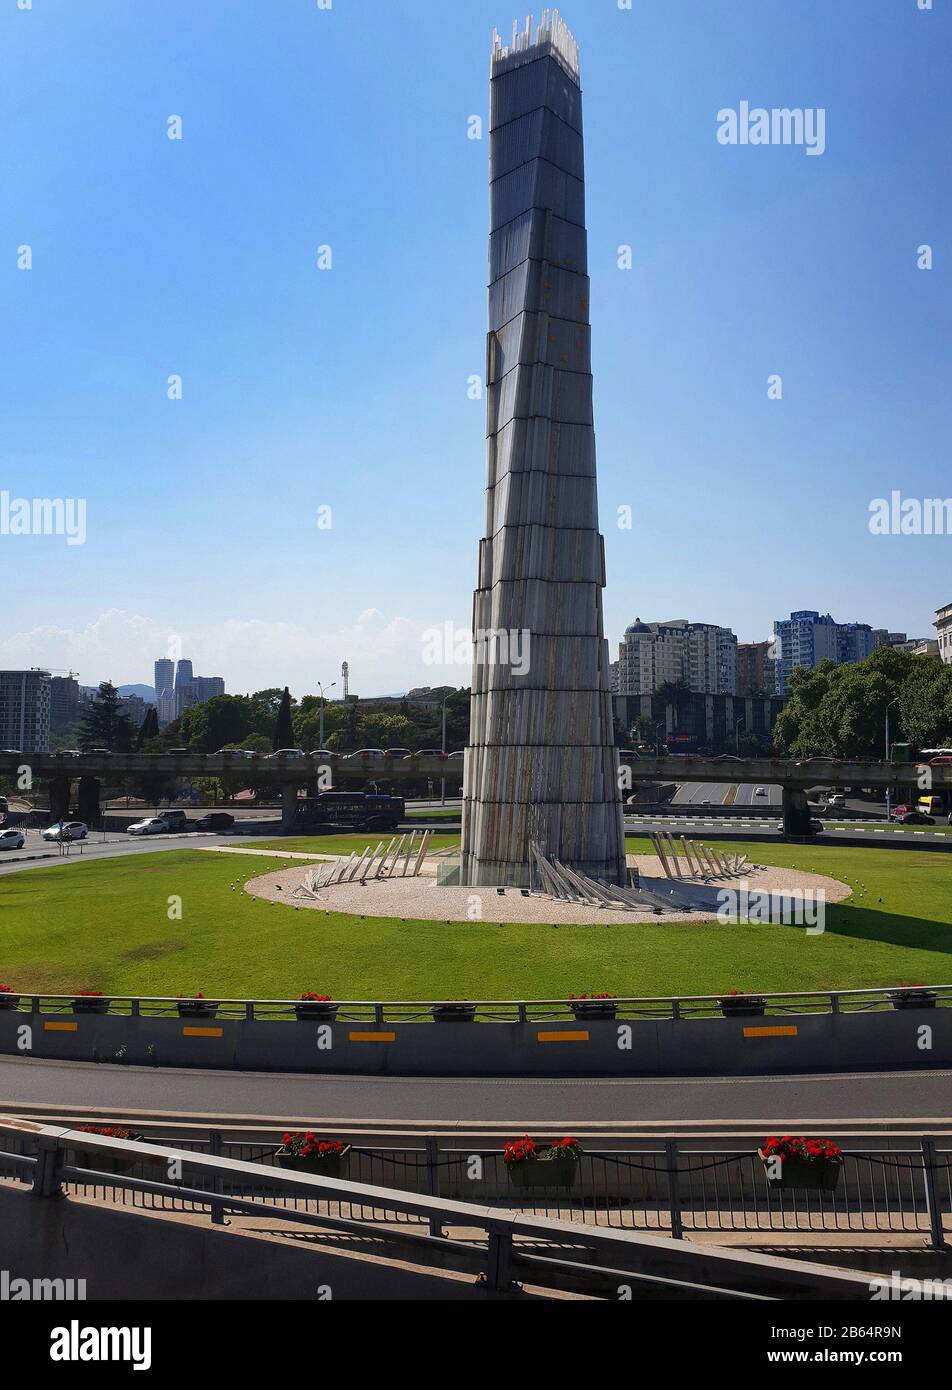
[617, 621, 738, 696]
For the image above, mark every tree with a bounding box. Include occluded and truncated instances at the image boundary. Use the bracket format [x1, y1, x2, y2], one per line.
[272, 687, 295, 751]
[655, 679, 692, 733]
[772, 647, 952, 759]
[632, 714, 655, 745]
[78, 682, 136, 753]
[136, 707, 160, 749]
[173, 695, 263, 753]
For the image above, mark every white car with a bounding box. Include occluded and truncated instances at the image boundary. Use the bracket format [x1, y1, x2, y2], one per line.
[0, 829, 25, 851]
[128, 817, 172, 837]
[753, 787, 767, 797]
[268, 748, 306, 761]
[344, 748, 386, 759]
[42, 821, 88, 842]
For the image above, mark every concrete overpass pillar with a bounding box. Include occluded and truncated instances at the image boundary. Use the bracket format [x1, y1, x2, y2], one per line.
[281, 783, 299, 831]
[48, 776, 71, 823]
[782, 786, 811, 839]
[77, 777, 102, 828]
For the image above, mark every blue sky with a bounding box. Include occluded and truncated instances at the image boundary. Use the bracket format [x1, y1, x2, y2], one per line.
[1, 0, 949, 695]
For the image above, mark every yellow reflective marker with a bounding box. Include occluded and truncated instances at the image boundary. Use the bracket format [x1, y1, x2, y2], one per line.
[349, 1031, 396, 1043]
[182, 1027, 224, 1038]
[537, 1030, 590, 1043]
[743, 1025, 798, 1038]
[44, 1022, 78, 1033]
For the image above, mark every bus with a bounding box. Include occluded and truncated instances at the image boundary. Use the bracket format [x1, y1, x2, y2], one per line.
[298, 792, 405, 833]
[891, 744, 952, 765]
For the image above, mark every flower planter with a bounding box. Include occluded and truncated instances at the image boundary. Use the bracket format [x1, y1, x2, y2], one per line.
[71, 1134, 145, 1177]
[71, 998, 109, 1015]
[888, 991, 937, 1011]
[431, 1004, 477, 1023]
[176, 1002, 220, 1020]
[720, 997, 767, 1018]
[276, 1144, 351, 1179]
[506, 1156, 579, 1191]
[570, 1003, 618, 1022]
[759, 1150, 842, 1193]
[0, 995, 20, 1011]
[294, 1002, 339, 1022]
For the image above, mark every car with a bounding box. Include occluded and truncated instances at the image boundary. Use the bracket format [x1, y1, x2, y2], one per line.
[404, 749, 446, 759]
[158, 810, 189, 831]
[712, 755, 743, 763]
[447, 750, 465, 759]
[0, 748, 22, 755]
[218, 748, 258, 760]
[344, 749, 386, 760]
[85, 748, 112, 757]
[128, 817, 172, 837]
[268, 748, 306, 760]
[0, 829, 25, 851]
[42, 821, 88, 842]
[193, 812, 236, 832]
[54, 749, 83, 757]
[384, 749, 413, 759]
[308, 750, 335, 759]
[753, 787, 767, 797]
[617, 749, 640, 759]
[166, 748, 191, 756]
[808, 818, 825, 835]
[898, 811, 935, 825]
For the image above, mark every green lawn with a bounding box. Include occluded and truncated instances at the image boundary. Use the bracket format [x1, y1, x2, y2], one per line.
[0, 838, 950, 1000]
[235, 834, 462, 856]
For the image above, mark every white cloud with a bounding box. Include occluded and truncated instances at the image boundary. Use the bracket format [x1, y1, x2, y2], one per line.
[0, 608, 472, 697]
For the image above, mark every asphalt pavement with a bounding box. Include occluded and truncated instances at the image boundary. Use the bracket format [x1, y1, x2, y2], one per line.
[1, 1055, 950, 1126]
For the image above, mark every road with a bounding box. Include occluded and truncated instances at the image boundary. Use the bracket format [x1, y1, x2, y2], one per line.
[0, 829, 249, 876]
[672, 781, 782, 809]
[1, 1055, 950, 1126]
[625, 817, 952, 849]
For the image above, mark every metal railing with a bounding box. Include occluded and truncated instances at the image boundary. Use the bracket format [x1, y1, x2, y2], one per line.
[2, 983, 950, 1021]
[0, 1117, 883, 1299]
[1, 1123, 947, 1250]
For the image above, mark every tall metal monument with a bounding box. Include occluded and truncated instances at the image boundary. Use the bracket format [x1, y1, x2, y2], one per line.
[460, 12, 627, 888]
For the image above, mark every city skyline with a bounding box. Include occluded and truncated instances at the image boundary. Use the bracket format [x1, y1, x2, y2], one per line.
[3, 0, 950, 695]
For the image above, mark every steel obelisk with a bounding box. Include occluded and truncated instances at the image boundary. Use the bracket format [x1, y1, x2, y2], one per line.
[460, 13, 627, 888]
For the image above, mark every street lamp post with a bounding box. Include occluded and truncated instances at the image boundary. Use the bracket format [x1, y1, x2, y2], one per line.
[440, 696, 449, 807]
[735, 718, 745, 755]
[318, 681, 337, 751]
[885, 697, 900, 823]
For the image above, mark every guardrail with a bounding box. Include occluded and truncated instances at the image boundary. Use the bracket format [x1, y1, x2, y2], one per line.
[0, 1117, 885, 1298]
[2, 983, 951, 1021]
[3, 1124, 946, 1248]
[3, 985, 952, 1076]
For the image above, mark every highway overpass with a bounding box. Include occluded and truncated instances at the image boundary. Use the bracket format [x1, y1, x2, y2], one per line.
[1, 751, 947, 836]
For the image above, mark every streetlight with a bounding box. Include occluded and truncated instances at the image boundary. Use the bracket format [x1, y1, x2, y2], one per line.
[885, 697, 900, 823]
[735, 718, 746, 755]
[440, 694, 449, 807]
[317, 682, 336, 751]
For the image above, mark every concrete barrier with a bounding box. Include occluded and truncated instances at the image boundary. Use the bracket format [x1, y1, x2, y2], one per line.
[1, 1005, 950, 1077]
